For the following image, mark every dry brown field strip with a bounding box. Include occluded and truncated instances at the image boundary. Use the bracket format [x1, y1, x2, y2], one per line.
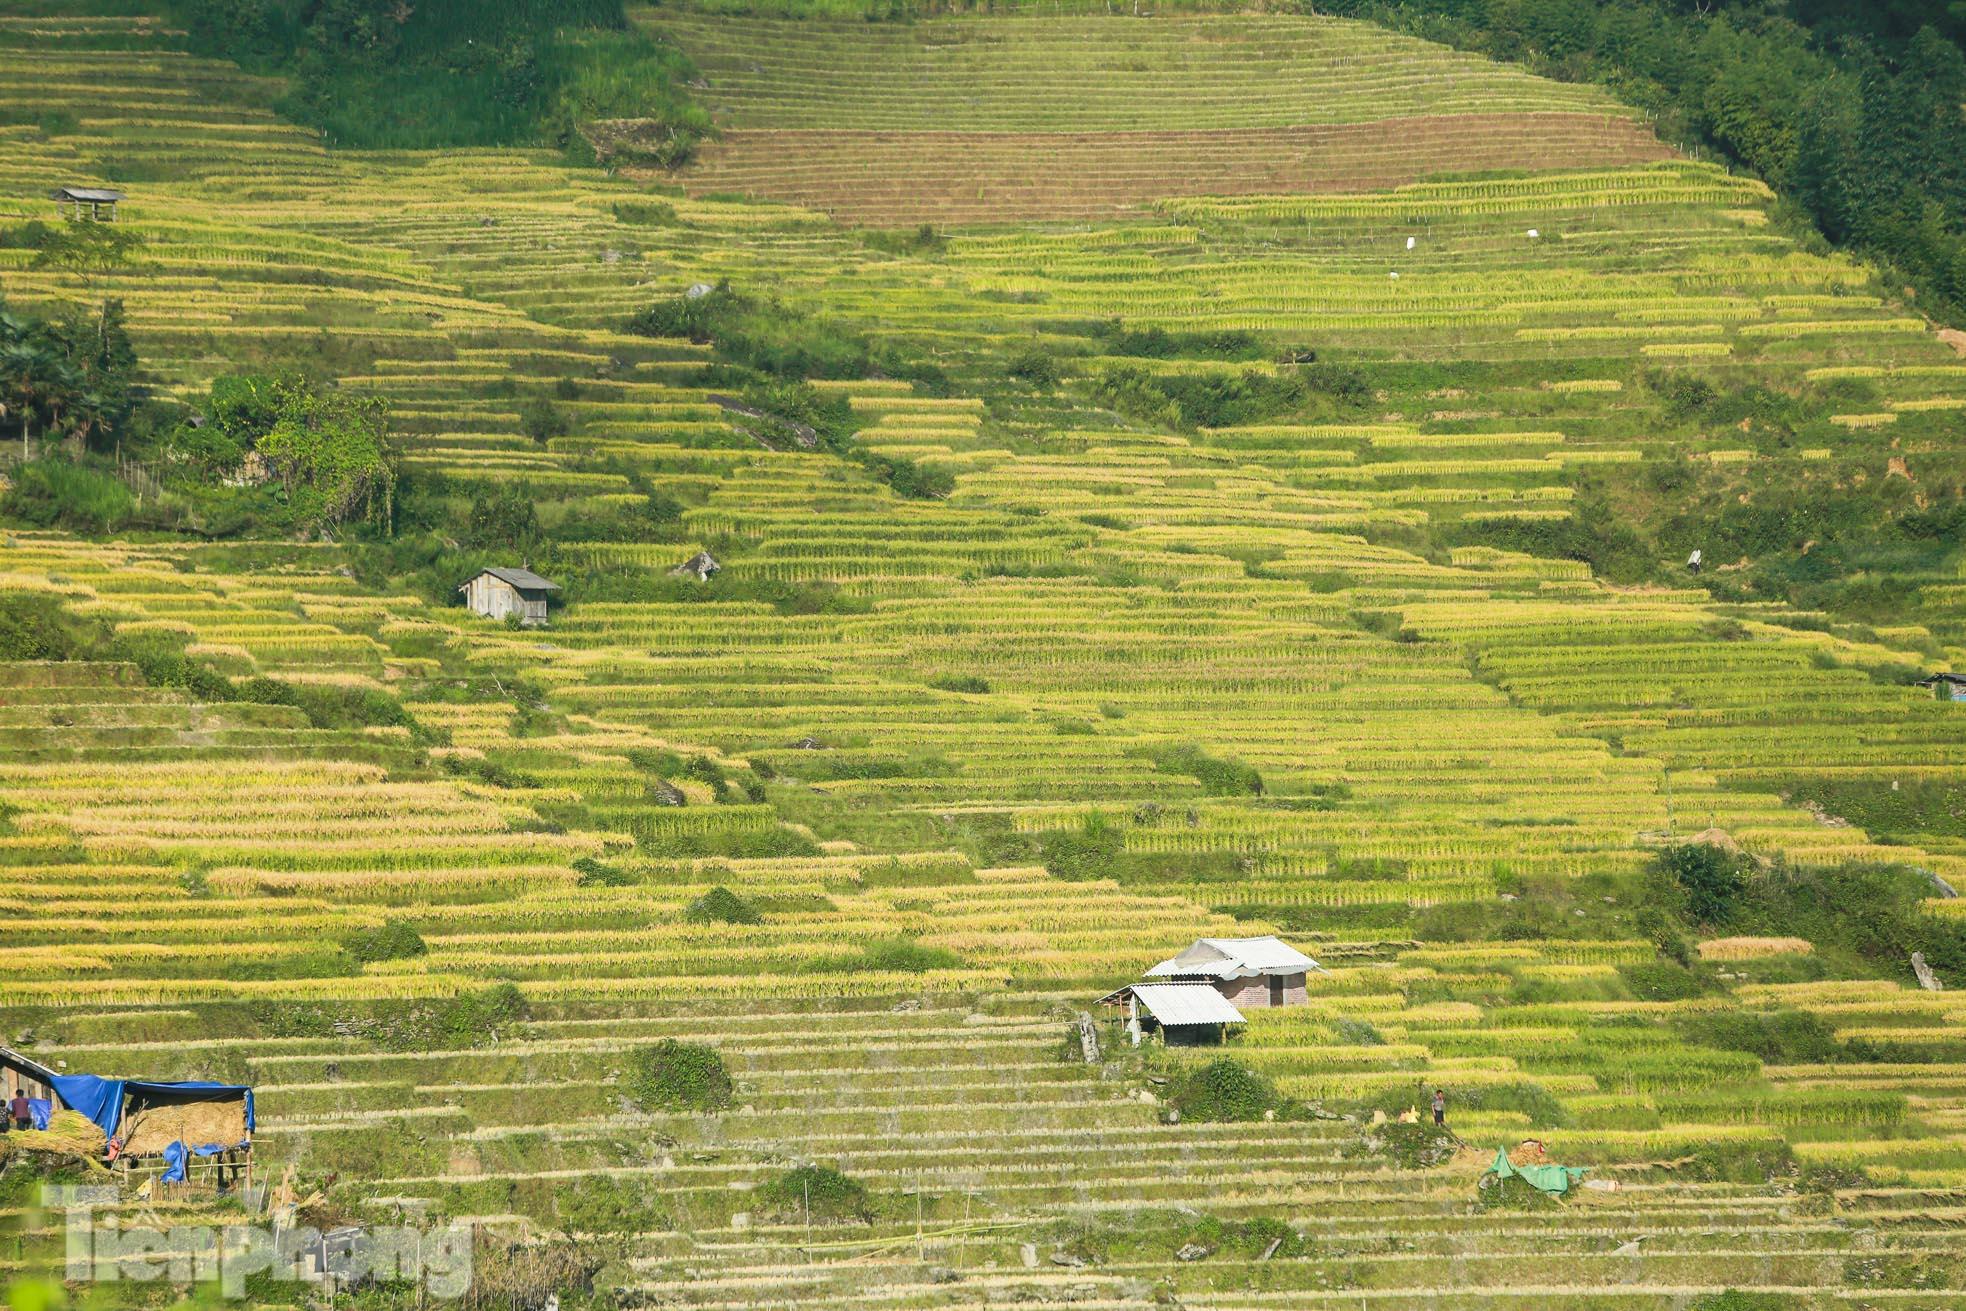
[679, 115, 1675, 223]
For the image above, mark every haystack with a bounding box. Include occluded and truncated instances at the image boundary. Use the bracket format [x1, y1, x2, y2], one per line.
[1688, 827, 1743, 854]
[120, 1094, 248, 1155]
[0, 1110, 107, 1164]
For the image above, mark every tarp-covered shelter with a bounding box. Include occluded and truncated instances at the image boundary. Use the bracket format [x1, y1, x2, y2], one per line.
[48, 1074, 253, 1156]
[1146, 935, 1323, 1009]
[1485, 1147, 1587, 1197]
[1100, 982, 1245, 1046]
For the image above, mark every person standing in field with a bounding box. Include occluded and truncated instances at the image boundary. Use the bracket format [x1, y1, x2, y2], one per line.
[1432, 1088, 1446, 1127]
[9, 1090, 29, 1131]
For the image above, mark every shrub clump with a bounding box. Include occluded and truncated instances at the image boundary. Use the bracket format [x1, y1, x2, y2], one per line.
[684, 886, 762, 925]
[1147, 742, 1264, 796]
[573, 855, 636, 888]
[625, 1039, 733, 1113]
[1659, 842, 1751, 924]
[0, 592, 98, 661]
[1169, 1059, 1292, 1123]
[1362, 1120, 1460, 1169]
[1039, 817, 1123, 882]
[755, 1164, 871, 1222]
[340, 920, 427, 964]
[805, 936, 965, 973]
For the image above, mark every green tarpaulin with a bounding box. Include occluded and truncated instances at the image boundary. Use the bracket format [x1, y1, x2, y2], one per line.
[1488, 1147, 1587, 1197]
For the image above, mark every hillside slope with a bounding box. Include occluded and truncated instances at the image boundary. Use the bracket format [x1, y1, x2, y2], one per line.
[4, 8, 1966, 1309]
[643, 10, 1673, 221]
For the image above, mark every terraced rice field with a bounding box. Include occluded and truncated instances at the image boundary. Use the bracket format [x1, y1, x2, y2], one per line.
[643, 11, 1674, 221]
[4, 7, 1966, 1307]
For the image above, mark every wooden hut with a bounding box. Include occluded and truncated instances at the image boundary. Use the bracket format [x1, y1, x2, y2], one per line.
[1918, 673, 1966, 703]
[1145, 935, 1322, 1009]
[458, 567, 558, 625]
[0, 1047, 61, 1104]
[52, 186, 124, 221]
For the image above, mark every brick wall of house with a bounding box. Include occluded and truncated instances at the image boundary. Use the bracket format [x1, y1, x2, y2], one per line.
[1211, 973, 1308, 1008]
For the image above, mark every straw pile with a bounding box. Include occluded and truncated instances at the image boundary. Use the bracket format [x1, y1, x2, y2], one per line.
[1507, 1139, 1551, 1167]
[0, 1110, 107, 1163]
[1696, 936, 1813, 961]
[121, 1097, 247, 1155]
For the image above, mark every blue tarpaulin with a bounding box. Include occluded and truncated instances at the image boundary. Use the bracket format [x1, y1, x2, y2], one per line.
[27, 1099, 50, 1131]
[48, 1075, 254, 1143]
[159, 1141, 230, 1184]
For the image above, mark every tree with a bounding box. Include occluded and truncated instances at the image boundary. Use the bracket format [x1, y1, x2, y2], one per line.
[462, 486, 540, 552]
[253, 382, 395, 530]
[0, 300, 141, 457]
[31, 223, 143, 287]
[0, 340, 49, 459]
[183, 372, 395, 530]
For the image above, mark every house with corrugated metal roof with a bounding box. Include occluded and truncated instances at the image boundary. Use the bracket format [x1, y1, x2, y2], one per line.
[52, 186, 123, 220]
[1146, 935, 1322, 1009]
[458, 567, 558, 626]
[1098, 983, 1245, 1047]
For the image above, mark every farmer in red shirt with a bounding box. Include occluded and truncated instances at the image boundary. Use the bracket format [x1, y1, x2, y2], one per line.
[8, 1090, 30, 1131]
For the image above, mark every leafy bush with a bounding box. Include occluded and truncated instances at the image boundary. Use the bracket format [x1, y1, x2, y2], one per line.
[1169, 1059, 1287, 1123]
[609, 199, 677, 226]
[1005, 347, 1062, 388]
[1620, 959, 1717, 1001]
[1732, 862, 1966, 983]
[1364, 1120, 1460, 1169]
[552, 1174, 662, 1236]
[234, 675, 420, 733]
[754, 1164, 871, 1221]
[805, 936, 964, 973]
[1046, 1209, 1306, 1264]
[628, 285, 871, 380]
[519, 396, 569, 444]
[684, 886, 762, 925]
[0, 592, 98, 661]
[625, 1039, 733, 1112]
[860, 223, 945, 256]
[168, 373, 395, 531]
[1092, 364, 1314, 430]
[1333, 1018, 1386, 1046]
[573, 855, 636, 887]
[1039, 814, 1122, 882]
[1146, 742, 1263, 796]
[340, 920, 428, 964]
[1658, 842, 1750, 924]
[1091, 322, 1266, 360]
